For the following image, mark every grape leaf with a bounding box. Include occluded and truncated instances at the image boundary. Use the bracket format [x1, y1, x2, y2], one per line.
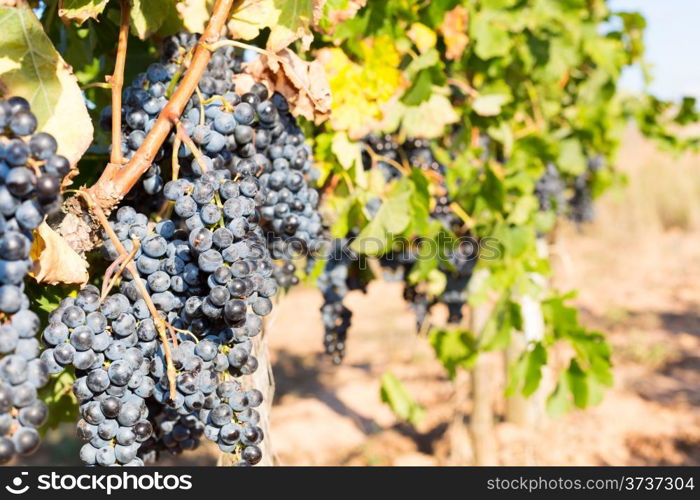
[330, 131, 362, 170]
[400, 69, 433, 106]
[546, 374, 572, 417]
[439, 5, 469, 60]
[557, 138, 587, 175]
[228, 0, 325, 51]
[245, 48, 331, 124]
[316, 0, 366, 34]
[31, 222, 89, 285]
[318, 37, 402, 138]
[58, 0, 109, 24]
[351, 185, 411, 255]
[383, 92, 459, 139]
[227, 0, 279, 40]
[268, 0, 325, 52]
[0, 4, 93, 166]
[380, 372, 424, 427]
[472, 94, 509, 116]
[429, 326, 478, 379]
[38, 370, 78, 435]
[471, 9, 511, 59]
[407, 22, 436, 54]
[176, 0, 214, 33]
[130, 0, 176, 39]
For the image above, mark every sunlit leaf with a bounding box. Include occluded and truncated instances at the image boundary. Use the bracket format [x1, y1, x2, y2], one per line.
[0, 4, 93, 166]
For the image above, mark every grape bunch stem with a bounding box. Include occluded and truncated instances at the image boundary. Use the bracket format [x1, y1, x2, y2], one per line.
[75, 189, 179, 399]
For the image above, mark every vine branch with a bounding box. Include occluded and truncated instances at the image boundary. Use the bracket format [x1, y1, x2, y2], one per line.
[107, 0, 131, 168]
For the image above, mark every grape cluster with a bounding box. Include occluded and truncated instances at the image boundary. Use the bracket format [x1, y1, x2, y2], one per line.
[535, 163, 565, 213]
[41, 286, 154, 466]
[138, 405, 204, 460]
[0, 97, 68, 464]
[567, 156, 602, 224]
[379, 239, 477, 332]
[315, 238, 369, 364]
[99, 180, 271, 461]
[103, 32, 244, 203]
[361, 133, 402, 182]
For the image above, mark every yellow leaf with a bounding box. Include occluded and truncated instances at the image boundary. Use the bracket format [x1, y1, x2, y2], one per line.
[439, 5, 469, 61]
[176, 0, 213, 34]
[407, 22, 436, 54]
[58, 0, 109, 25]
[228, 0, 325, 52]
[227, 0, 278, 40]
[318, 36, 402, 138]
[0, 5, 93, 167]
[31, 223, 89, 286]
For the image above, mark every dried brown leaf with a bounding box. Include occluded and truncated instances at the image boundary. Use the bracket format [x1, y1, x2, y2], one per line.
[439, 5, 469, 61]
[246, 49, 331, 125]
[32, 222, 89, 285]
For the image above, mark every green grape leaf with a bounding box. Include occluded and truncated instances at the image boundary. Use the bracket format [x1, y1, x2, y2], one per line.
[352, 186, 411, 255]
[392, 92, 459, 139]
[406, 168, 431, 235]
[471, 10, 511, 59]
[481, 163, 505, 211]
[429, 326, 479, 379]
[400, 69, 433, 106]
[404, 48, 440, 77]
[329, 131, 359, 167]
[268, 0, 324, 52]
[480, 299, 521, 351]
[522, 343, 547, 396]
[317, 0, 367, 34]
[472, 94, 510, 116]
[0, 4, 93, 166]
[227, 0, 279, 40]
[557, 138, 587, 175]
[38, 370, 78, 435]
[566, 358, 589, 408]
[425, 268, 447, 296]
[546, 374, 572, 417]
[506, 342, 548, 397]
[380, 372, 424, 427]
[130, 0, 177, 39]
[228, 0, 324, 51]
[58, 0, 109, 24]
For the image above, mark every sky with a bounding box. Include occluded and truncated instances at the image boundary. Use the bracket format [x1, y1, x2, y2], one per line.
[611, 0, 700, 101]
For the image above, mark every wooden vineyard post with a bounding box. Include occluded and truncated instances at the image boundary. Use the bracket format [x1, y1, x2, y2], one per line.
[469, 303, 499, 465]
